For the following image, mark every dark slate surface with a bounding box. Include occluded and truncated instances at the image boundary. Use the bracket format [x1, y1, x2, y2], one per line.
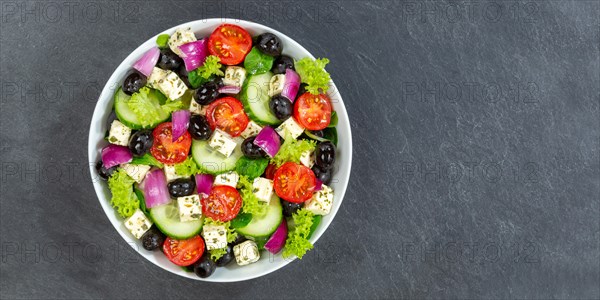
[1, 1, 599, 299]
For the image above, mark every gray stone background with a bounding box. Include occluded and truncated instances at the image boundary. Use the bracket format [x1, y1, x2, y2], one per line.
[0, 0, 599, 299]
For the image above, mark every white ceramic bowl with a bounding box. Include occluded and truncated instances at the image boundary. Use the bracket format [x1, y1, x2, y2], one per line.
[88, 18, 352, 282]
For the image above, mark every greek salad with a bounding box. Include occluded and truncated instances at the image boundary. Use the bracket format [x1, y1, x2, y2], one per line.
[96, 24, 338, 278]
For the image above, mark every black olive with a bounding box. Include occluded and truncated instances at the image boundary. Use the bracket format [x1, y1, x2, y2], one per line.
[232, 235, 247, 245]
[272, 55, 295, 74]
[194, 81, 220, 105]
[122, 71, 147, 95]
[310, 130, 325, 138]
[168, 178, 196, 197]
[315, 141, 336, 170]
[241, 136, 266, 158]
[256, 33, 282, 56]
[297, 83, 308, 96]
[269, 95, 293, 120]
[141, 227, 166, 251]
[282, 200, 303, 217]
[106, 110, 117, 129]
[193, 254, 216, 278]
[95, 160, 116, 181]
[157, 49, 183, 71]
[128, 130, 153, 157]
[188, 115, 212, 140]
[215, 244, 234, 267]
[312, 165, 332, 185]
[175, 65, 193, 89]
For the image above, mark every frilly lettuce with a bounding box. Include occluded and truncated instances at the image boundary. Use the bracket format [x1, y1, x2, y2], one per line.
[237, 176, 268, 217]
[295, 57, 331, 95]
[107, 168, 139, 218]
[271, 133, 316, 167]
[282, 209, 314, 259]
[174, 156, 202, 177]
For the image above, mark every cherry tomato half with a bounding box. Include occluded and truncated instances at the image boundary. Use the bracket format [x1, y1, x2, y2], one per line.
[162, 235, 205, 267]
[293, 93, 333, 131]
[273, 162, 317, 203]
[202, 185, 242, 222]
[207, 24, 253, 65]
[205, 97, 249, 137]
[150, 122, 192, 164]
[264, 163, 278, 180]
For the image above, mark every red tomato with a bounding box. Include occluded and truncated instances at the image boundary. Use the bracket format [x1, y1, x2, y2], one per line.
[293, 93, 333, 131]
[273, 162, 317, 203]
[207, 24, 252, 65]
[150, 122, 191, 164]
[202, 185, 242, 222]
[264, 164, 278, 180]
[150, 122, 192, 164]
[205, 97, 249, 137]
[162, 235, 204, 267]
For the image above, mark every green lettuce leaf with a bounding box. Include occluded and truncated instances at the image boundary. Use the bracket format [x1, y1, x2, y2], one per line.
[107, 168, 139, 218]
[271, 133, 316, 167]
[174, 156, 202, 177]
[282, 209, 314, 259]
[295, 57, 331, 95]
[237, 175, 268, 217]
[130, 153, 163, 168]
[235, 157, 269, 179]
[244, 47, 275, 75]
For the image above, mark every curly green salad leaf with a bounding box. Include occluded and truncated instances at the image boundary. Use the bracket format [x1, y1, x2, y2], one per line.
[271, 133, 316, 167]
[295, 57, 331, 95]
[187, 55, 224, 88]
[283, 209, 314, 259]
[203, 217, 238, 261]
[174, 157, 202, 177]
[237, 176, 268, 217]
[127, 87, 185, 127]
[131, 153, 163, 168]
[244, 47, 274, 75]
[107, 169, 139, 218]
[235, 157, 269, 180]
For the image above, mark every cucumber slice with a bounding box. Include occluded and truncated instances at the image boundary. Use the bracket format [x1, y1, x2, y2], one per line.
[240, 72, 280, 125]
[191, 139, 243, 175]
[236, 194, 283, 238]
[114, 88, 170, 129]
[149, 202, 203, 239]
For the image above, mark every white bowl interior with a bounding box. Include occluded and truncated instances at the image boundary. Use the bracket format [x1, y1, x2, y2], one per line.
[88, 18, 352, 282]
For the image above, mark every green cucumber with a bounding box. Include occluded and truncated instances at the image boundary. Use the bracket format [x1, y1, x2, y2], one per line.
[240, 72, 280, 125]
[191, 139, 243, 175]
[149, 202, 203, 239]
[235, 194, 283, 238]
[113, 87, 170, 129]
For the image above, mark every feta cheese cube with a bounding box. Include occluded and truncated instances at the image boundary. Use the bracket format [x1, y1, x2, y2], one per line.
[268, 74, 286, 97]
[233, 240, 260, 266]
[177, 194, 202, 222]
[189, 100, 206, 115]
[147, 67, 169, 89]
[163, 164, 184, 182]
[223, 66, 247, 88]
[154, 71, 188, 100]
[214, 171, 239, 188]
[124, 209, 152, 239]
[208, 129, 238, 158]
[108, 120, 132, 146]
[203, 224, 228, 250]
[304, 184, 334, 215]
[299, 150, 315, 168]
[168, 27, 197, 56]
[240, 121, 263, 139]
[275, 117, 305, 139]
[253, 177, 273, 204]
[121, 164, 151, 183]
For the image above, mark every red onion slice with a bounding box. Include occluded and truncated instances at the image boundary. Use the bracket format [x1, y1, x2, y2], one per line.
[195, 174, 214, 196]
[280, 69, 301, 102]
[253, 126, 281, 157]
[171, 110, 191, 142]
[218, 85, 241, 94]
[264, 220, 288, 254]
[141, 168, 171, 208]
[133, 47, 160, 77]
[101, 144, 133, 169]
[178, 39, 208, 71]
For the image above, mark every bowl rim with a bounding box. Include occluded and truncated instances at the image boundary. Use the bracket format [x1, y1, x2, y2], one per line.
[88, 18, 352, 282]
